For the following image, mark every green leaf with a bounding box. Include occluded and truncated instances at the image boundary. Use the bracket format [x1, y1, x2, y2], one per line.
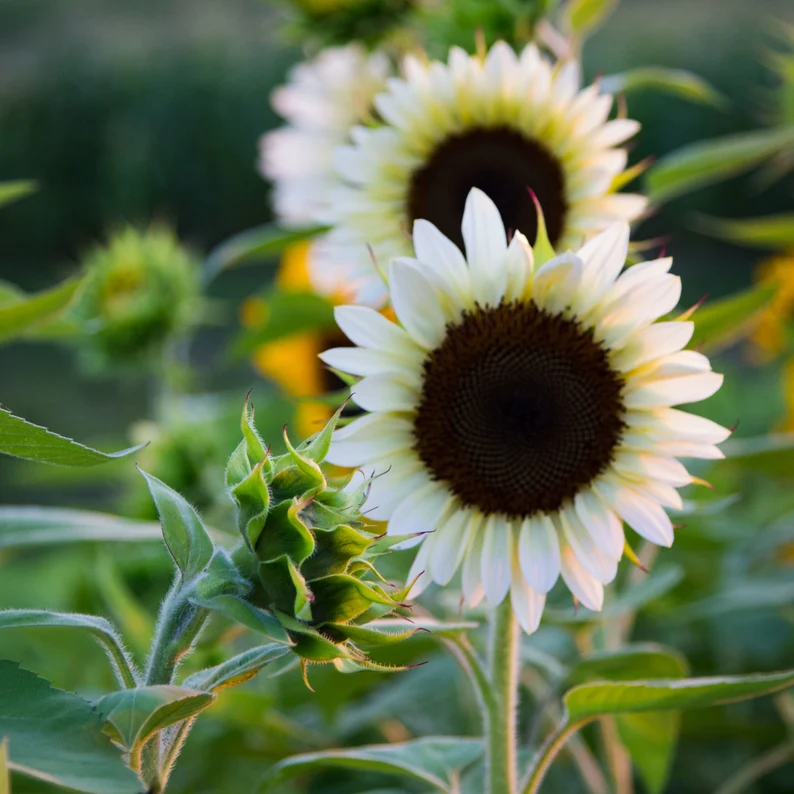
[567, 644, 689, 687]
[0, 610, 138, 689]
[567, 645, 688, 794]
[565, 669, 794, 722]
[203, 223, 328, 283]
[690, 282, 777, 354]
[694, 213, 794, 249]
[183, 644, 291, 692]
[0, 738, 9, 794]
[0, 661, 142, 794]
[139, 469, 214, 577]
[646, 125, 794, 202]
[95, 685, 214, 754]
[266, 737, 483, 792]
[564, 0, 619, 36]
[232, 289, 335, 355]
[0, 506, 161, 550]
[0, 276, 83, 344]
[600, 68, 728, 108]
[0, 408, 145, 466]
[0, 180, 36, 209]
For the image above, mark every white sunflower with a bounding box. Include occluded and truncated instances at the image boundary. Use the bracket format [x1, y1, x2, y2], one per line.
[311, 40, 647, 306]
[320, 188, 728, 634]
[259, 43, 391, 232]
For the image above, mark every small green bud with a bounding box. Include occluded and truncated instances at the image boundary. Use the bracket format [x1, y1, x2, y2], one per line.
[226, 400, 415, 679]
[73, 225, 201, 370]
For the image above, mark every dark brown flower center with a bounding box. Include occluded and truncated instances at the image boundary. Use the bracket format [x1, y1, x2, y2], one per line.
[407, 126, 568, 249]
[413, 302, 625, 518]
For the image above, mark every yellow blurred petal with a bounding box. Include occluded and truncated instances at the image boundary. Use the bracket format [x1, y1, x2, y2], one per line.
[752, 253, 794, 359]
[277, 242, 313, 292]
[240, 296, 269, 329]
[252, 332, 324, 397]
[294, 400, 334, 440]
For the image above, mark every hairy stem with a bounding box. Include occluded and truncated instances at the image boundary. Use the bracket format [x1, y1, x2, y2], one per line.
[487, 597, 520, 794]
[521, 718, 595, 794]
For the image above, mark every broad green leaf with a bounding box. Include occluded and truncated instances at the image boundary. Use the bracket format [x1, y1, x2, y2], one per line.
[0, 282, 24, 304]
[0, 181, 36, 209]
[183, 644, 291, 692]
[0, 738, 8, 794]
[232, 290, 335, 355]
[722, 434, 794, 478]
[95, 686, 214, 754]
[694, 213, 794, 249]
[266, 737, 483, 791]
[0, 661, 142, 794]
[565, 668, 794, 722]
[646, 125, 794, 202]
[690, 282, 777, 354]
[564, 0, 619, 36]
[0, 277, 83, 344]
[139, 469, 214, 577]
[0, 610, 138, 689]
[0, 408, 144, 466]
[601, 68, 727, 108]
[203, 223, 328, 282]
[567, 644, 688, 687]
[0, 506, 161, 550]
[567, 645, 688, 794]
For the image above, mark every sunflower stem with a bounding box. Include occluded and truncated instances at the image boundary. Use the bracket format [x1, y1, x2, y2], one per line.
[487, 597, 520, 794]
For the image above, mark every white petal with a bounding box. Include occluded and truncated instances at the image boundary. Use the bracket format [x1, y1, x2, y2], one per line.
[327, 415, 413, 467]
[560, 545, 604, 611]
[319, 347, 410, 377]
[590, 118, 640, 148]
[510, 554, 546, 634]
[480, 516, 512, 606]
[462, 520, 486, 606]
[611, 322, 694, 372]
[574, 490, 624, 559]
[407, 539, 433, 598]
[412, 219, 472, 304]
[559, 510, 619, 583]
[389, 259, 448, 349]
[656, 441, 724, 459]
[612, 451, 693, 487]
[633, 408, 731, 444]
[597, 481, 674, 547]
[334, 305, 424, 357]
[518, 514, 561, 594]
[531, 251, 584, 315]
[362, 457, 425, 521]
[576, 222, 629, 310]
[430, 507, 476, 586]
[503, 232, 534, 301]
[461, 188, 509, 306]
[386, 481, 450, 537]
[624, 371, 724, 409]
[352, 372, 419, 412]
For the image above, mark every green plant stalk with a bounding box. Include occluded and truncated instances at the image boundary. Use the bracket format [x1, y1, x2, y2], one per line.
[140, 576, 210, 792]
[487, 597, 520, 794]
[521, 718, 595, 794]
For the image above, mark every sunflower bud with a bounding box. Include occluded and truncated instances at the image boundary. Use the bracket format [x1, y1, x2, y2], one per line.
[227, 398, 415, 679]
[73, 225, 201, 370]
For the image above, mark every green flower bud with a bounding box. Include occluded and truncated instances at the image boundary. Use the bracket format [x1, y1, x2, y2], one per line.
[227, 398, 416, 681]
[73, 225, 201, 369]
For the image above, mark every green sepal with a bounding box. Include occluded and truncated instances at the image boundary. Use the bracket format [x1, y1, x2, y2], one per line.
[271, 427, 326, 499]
[323, 622, 417, 647]
[257, 498, 315, 566]
[225, 439, 251, 489]
[310, 574, 398, 625]
[333, 656, 413, 674]
[274, 610, 355, 662]
[241, 399, 269, 468]
[259, 555, 313, 619]
[296, 404, 344, 464]
[301, 524, 373, 580]
[302, 497, 362, 531]
[230, 459, 271, 549]
[528, 190, 556, 268]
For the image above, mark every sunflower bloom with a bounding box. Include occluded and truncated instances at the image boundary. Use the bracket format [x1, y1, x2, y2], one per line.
[311, 41, 647, 305]
[320, 188, 728, 633]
